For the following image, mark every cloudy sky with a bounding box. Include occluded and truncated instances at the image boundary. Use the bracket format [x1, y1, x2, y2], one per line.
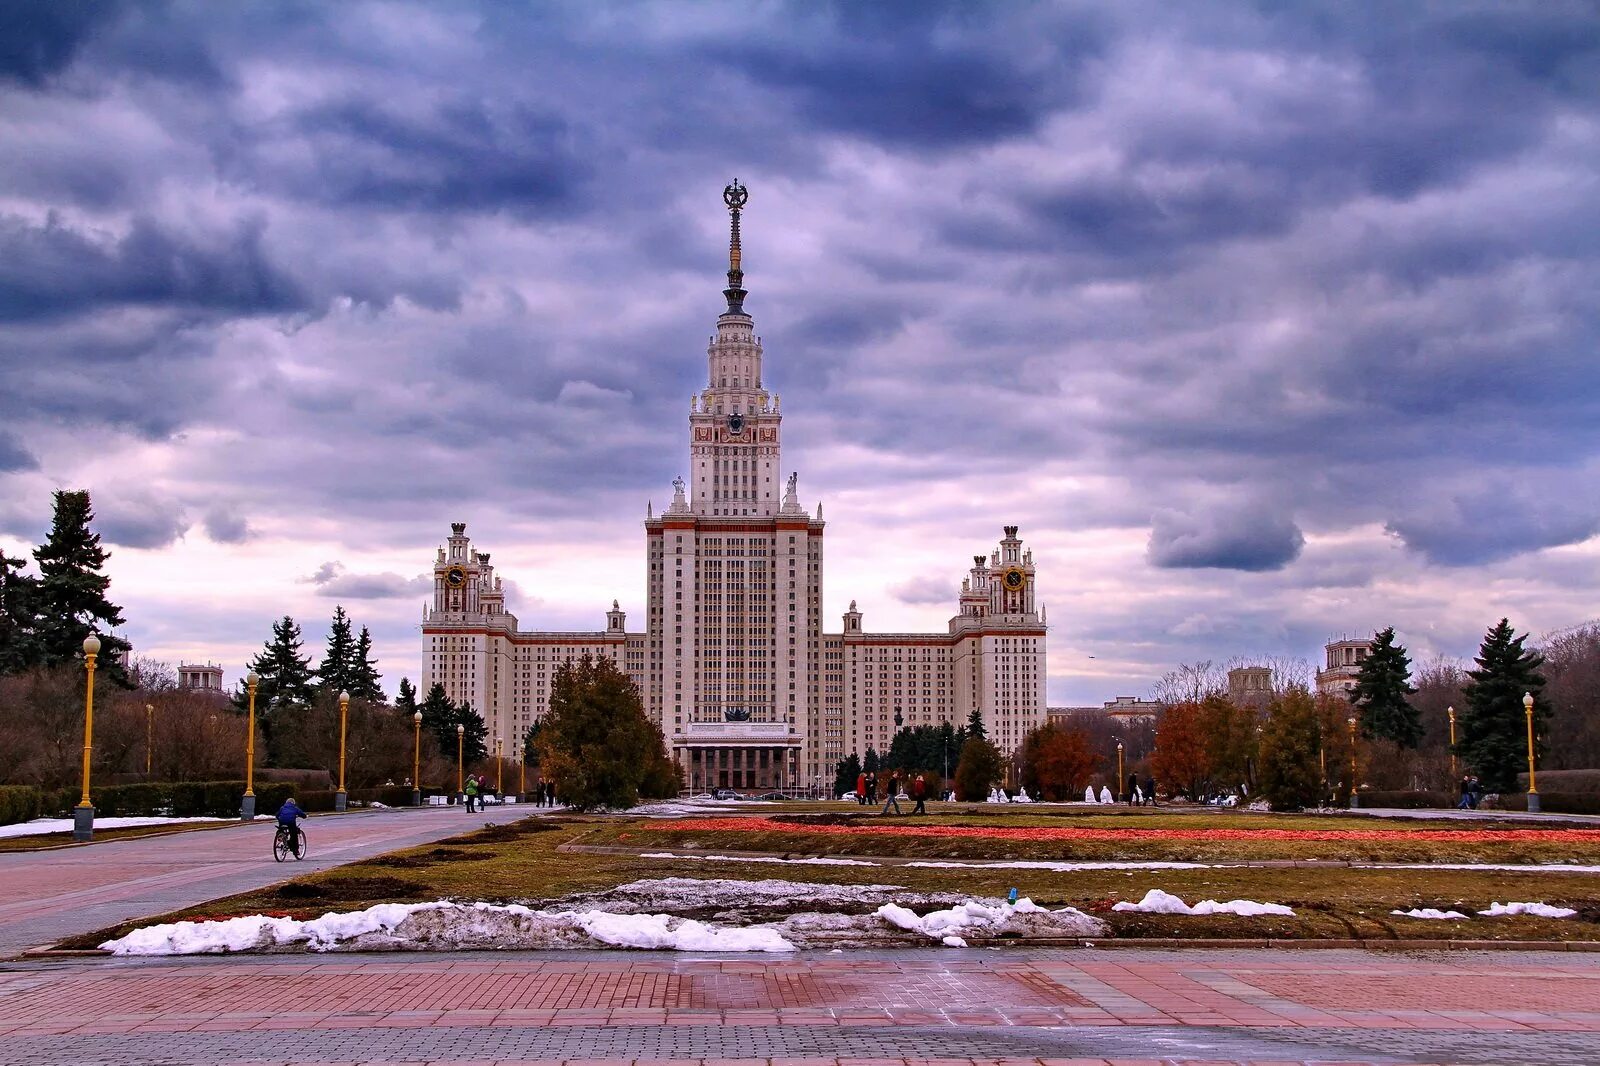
[2, 1, 1597, 704]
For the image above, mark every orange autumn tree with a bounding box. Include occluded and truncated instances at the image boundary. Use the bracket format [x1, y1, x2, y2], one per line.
[1151, 701, 1211, 799]
[1020, 723, 1100, 800]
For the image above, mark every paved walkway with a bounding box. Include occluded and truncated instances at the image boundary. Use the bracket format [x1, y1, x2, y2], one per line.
[2, 947, 1598, 1065]
[0, 804, 530, 958]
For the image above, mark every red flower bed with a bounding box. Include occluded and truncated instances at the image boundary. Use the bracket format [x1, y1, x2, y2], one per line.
[657, 817, 1600, 845]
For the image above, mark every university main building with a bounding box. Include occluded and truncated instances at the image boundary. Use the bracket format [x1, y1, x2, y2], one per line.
[423, 185, 1046, 791]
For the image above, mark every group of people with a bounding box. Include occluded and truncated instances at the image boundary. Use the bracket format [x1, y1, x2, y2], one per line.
[1458, 774, 1483, 809]
[461, 776, 559, 811]
[1127, 772, 1159, 806]
[852, 769, 932, 815]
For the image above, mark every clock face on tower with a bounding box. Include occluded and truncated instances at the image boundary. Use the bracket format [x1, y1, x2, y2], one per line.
[445, 566, 467, 588]
[1002, 566, 1026, 592]
[728, 412, 744, 434]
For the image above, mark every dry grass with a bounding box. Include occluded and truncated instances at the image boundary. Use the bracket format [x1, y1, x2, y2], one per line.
[65, 811, 1600, 948]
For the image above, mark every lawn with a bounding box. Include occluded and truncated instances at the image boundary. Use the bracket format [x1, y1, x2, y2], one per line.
[68, 809, 1600, 949]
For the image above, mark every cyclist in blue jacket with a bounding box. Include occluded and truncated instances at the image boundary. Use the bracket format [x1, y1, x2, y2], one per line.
[277, 797, 307, 853]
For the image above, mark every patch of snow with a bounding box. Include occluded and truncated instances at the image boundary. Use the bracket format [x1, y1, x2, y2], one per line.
[1479, 901, 1577, 918]
[0, 816, 228, 840]
[942, 935, 968, 947]
[640, 852, 876, 866]
[1112, 888, 1294, 917]
[1391, 908, 1468, 920]
[571, 911, 793, 951]
[1369, 863, 1600, 874]
[906, 859, 1206, 872]
[626, 796, 781, 818]
[103, 899, 794, 955]
[876, 897, 1105, 941]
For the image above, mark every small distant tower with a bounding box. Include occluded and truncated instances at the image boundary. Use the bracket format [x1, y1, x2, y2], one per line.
[178, 662, 225, 692]
[1316, 637, 1375, 696]
[1228, 666, 1273, 710]
[607, 600, 626, 634]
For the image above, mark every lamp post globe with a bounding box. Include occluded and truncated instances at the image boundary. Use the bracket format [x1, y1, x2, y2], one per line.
[456, 723, 465, 800]
[75, 634, 101, 841]
[1524, 692, 1539, 813]
[1347, 716, 1359, 808]
[242, 670, 261, 820]
[411, 710, 424, 807]
[335, 690, 351, 812]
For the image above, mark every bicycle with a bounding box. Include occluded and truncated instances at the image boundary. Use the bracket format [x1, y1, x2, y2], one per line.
[272, 823, 306, 862]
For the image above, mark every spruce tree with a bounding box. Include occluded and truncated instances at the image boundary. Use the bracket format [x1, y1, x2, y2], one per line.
[833, 752, 861, 796]
[318, 606, 356, 695]
[395, 677, 418, 716]
[350, 625, 384, 702]
[863, 746, 879, 773]
[532, 654, 671, 809]
[32, 490, 130, 685]
[239, 615, 317, 710]
[1350, 626, 1421, 748]
[418, 681, 458, 754]
[1258, 688, 1325, 810]
[953, 735, 1003, 801]
[454, 701, 489, 762]
[0, 548, 40, 676]
[966, 708, 987, 740]
[1458, 619, 1548, 792]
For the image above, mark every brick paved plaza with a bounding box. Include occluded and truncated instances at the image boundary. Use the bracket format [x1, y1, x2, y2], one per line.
[3, 948, 1599, 1066]
[0, 806, 530, 958]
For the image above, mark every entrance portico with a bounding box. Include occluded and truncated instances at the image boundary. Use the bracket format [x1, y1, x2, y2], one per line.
[676, 721, 801, 792]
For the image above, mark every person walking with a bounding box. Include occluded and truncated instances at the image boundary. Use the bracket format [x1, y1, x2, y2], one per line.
[855, 771, 867, 805]
[910, 773, 928, 815]
[547, 781, 557, 807]
[1144, 774, 1158, 807]
[866, 771, 878, 806]
[1126, 772, 1139, 807]
[880, 771, 902, 815]
[464, 774, 479, 813]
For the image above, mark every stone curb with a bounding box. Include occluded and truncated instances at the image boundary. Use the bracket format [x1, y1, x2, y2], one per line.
[3, 803, 443, 854]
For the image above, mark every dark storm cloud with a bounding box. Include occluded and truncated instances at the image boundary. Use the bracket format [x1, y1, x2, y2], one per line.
[705, 2, 1103, 149]
[301, 561, 431, 600]
[1147, 503, 1305, 573]
[0, 2, 1596, 695]
[0, 215, 306, 322]
[0, 0, 123, 87]
[202, 507, 251, 544]
[96, 494, 189, 550]
[0, 431, 39, 473]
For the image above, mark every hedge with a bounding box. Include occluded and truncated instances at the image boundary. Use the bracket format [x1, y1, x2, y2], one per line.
[1517, 769, 1600, 794]
[1489, 791, 1600, 815]
[1356, 790, 1451, 809]
[0, 785, 44, 826]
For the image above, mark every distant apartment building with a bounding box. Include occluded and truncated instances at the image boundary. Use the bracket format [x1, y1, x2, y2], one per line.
[1315, 638, 1374, 696]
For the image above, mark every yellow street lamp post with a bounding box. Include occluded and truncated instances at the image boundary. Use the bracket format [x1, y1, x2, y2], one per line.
[1347, 716, 1359, 808]
[241, 671, 260, 820]
[496, 737, 504, 797]
[335, 690, 350, 812]
[74, 634, 100, 842]
[456, 723, 465, 803]
[411, 710, 423, 807]
[1524, 692, 1539, 814]
[518, 741, 526, 800]
[145, 703, 154, 777]
[1115, 740, 1125, 804]
[1447, 705, 1457, 782]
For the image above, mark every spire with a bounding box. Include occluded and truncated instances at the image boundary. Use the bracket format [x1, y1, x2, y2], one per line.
[722, 179, 749, 316]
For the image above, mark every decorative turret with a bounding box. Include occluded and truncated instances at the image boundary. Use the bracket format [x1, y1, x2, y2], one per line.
[722, 179, 749, 317]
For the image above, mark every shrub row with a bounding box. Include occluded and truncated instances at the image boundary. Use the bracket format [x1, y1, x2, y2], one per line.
[1516, 769, 1600, 794]
[0, 785, 45, 826]
[1356, 789, 1452, 809]
[1489, 791, 1600, 815]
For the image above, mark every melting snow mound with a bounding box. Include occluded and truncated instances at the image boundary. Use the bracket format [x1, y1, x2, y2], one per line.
[1391, 908, 1467, 920]
[1479, 901, 1577, 918]
[877, 897, 1106, 941]
[1112, 888, 1294, 917]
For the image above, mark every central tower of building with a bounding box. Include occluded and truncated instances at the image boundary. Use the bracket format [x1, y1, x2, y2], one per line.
[645, 182, 823, 791]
